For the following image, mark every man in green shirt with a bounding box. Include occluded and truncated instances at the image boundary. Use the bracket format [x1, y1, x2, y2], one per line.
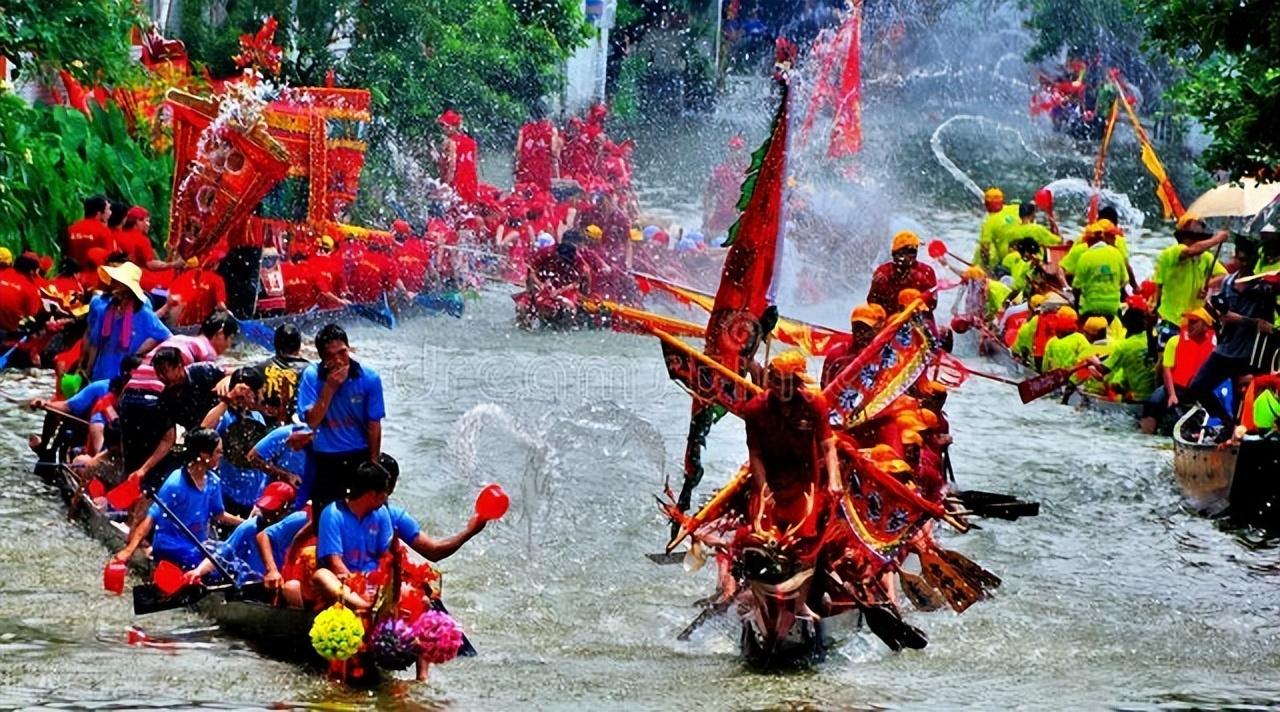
[973, 187, 1020, 270]
[1086, 308, 1157, 403]
[1152, 218, 1228, 348]
[993, 202, 1062, 266]
[1072, 224, 1128, 318]
[1042, 306, 1090, 373]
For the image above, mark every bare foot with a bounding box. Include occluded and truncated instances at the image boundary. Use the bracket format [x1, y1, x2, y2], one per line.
[28, 434, 41, 453]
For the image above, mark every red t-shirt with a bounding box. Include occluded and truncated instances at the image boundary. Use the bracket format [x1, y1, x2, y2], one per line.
[395, 242, 430, 293]
[66, 218, 114, 265]
[443, 133, 479, 203]
[281, 260, 333, 313]
[169, 269, 227, 326]
[347, 251, 399, 303]
[0, 269, 42, 332]
[528, 246, 587, 291]
[140, 267, 176, 293]
[114, 229, 157, 266]
[516, 120, 557, 191]
[866, 261, 939, 312]
[742, 389, 833, 533]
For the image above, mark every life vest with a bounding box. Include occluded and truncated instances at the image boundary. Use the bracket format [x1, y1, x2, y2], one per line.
[1171, 329, 1216, 389]
[1003, 311, 1029, 347]
[1033, 315, 1056, 358]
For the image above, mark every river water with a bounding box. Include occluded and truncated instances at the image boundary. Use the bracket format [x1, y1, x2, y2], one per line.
[2, 210, 1279, 710]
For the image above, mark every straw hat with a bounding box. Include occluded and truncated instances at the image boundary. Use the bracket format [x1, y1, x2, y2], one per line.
[98, 261, 147, 303]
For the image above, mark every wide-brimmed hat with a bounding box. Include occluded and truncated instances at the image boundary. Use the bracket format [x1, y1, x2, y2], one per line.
[98, 261, 147, 303]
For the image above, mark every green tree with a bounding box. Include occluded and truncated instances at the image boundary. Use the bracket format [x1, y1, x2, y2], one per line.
[1137, 0, 1280, 178]
[0, 0, 142, 84]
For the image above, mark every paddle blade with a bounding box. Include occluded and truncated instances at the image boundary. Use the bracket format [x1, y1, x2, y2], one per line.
[152, 560, 186, 597]
[919, 548, 985, 613]
[862, 604, 928, 651]
[899, 571, 946, 612]
[1017, 368, 1072, 403]
[105, 477, 141, 510]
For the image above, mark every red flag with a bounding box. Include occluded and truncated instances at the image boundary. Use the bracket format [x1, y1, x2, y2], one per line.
[705, 78, 792, 371]
[827, 3, 863, 158]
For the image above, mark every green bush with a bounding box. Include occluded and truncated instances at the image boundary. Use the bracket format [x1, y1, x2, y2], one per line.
[0, 94, 172, 258]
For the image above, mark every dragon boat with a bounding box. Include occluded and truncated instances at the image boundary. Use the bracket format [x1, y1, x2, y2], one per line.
[32, 413, 473, 684]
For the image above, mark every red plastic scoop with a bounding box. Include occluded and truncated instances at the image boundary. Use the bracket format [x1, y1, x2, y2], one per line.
[474, 483, 510, 522]
[105, 477, 141, 510]
[152, 560, 186, 597]
[927, 240, 949, 260]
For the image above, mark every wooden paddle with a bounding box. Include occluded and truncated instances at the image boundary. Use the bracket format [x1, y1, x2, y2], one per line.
[1017, 368, 1073, 403]
[949, 490, 1041, 521]
[860, 603, 928, 651]
[898, 571, 947, 612]
[918, 547, 987, 613]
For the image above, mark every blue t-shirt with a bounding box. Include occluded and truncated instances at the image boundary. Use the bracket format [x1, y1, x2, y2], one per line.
[262, 510, 309, 571]
[215, 409, 268, 510]
[147, 467, 224, 567]
[317, 502, 420, 573]
[219, 510, 308, 578]
[251, 424, 312, 508]
[296, 362, 385, 454]
[86, 294, 170, 381]
[64, 379, 110, 418]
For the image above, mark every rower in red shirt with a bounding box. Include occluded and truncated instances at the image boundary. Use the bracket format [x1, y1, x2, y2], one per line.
[66, 195, 114, 266]
[0, 253, 43, 337]
[165, 264, 228, 326]
[867, 231, 938, 313]
[309, 235, 348, 299]
[392, 220, 430, 293]
[281, 250, 346, 313]
[438, 109, 479, 203]
[115, 206, 181, 272]
[515, 109, 561, 192]
[347, 235, 406, 304]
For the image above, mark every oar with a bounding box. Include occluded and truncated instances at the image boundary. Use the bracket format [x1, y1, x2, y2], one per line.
[947, 490, 1040, 520]
[350, 294, 397, 329]
[0, 392, 94, 426]
[927, 239, 973, 267]
[0, 335, 30, 370]
[413, 291, 464, 319]
[1016, 368, 1073, 403]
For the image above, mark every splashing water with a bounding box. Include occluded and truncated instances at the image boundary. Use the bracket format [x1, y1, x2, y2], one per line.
[930, 114, 1046, 201]
[1042, 177, 1147, 228]
[449, 403, 557, 556]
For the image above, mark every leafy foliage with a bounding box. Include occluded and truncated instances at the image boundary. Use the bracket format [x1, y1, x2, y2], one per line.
[0, 94, 171, 258]
[0, 0, 142, 85]
[1136, 0, 1280, 178]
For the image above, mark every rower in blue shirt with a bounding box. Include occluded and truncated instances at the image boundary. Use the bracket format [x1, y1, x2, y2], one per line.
[113, 428, 244, 569]
[185, 482, 302, 584]
[313, 457, 486, 610]
[297, 324, 385, 513]
[246, 423, 314, 510]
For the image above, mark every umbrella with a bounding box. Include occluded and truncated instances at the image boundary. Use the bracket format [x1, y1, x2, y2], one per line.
[1185, 178, 1280, 219]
